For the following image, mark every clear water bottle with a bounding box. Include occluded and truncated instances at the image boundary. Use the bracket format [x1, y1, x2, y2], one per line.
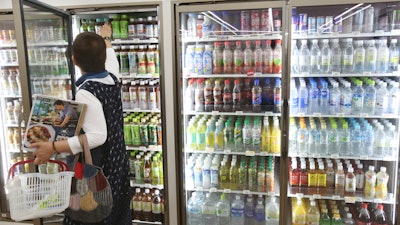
[364, 40, 377, 72]
[329, 82, 341, 114]
[290, 78, 299, 114]
[231, 194, 245, 225]
[254, 196, 265, 225]
[320, 81, 330, 115]
[339, 122, 351, 156]
[187, 192, 204, 225]
[216, 193, 231, 225]
[321, 39, 331, 73]
[298, 81, 309, 114]
[328, 122, 339, 155]
[374, 124, 386, 157]
[319, 122, 329, 156]
[187, 13, 197, 38]
[331, 39, 342, 73]
[342, 38, 354, 73]
[296, 120, 309, 155]
[340, 82, 352, 115]
[202, 193, 217, 225]
[310, 39, 321, 73]
[363, 79, 376, 115]
[299, 40, 310, 73]
[291, 42, 300, 74]
[308, 122, 320, 155]
[353, 40, 365, 73]
[308, 81, 320, 114]
[363, 124, 375, 157]
[244, 195, 255, 225]
[388, 81, 400, 115]
[389, 39, 399, 72]
[384, 124, 398, 158]
[375, 81, 389, 115]
[350, 123, 363, 157]
[376, 39, 389, 73]
[352, 80, 364, 114]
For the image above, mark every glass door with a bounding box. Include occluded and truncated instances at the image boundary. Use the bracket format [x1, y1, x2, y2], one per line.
[175, 1, 287, 225]
[287, 0, 399, 224]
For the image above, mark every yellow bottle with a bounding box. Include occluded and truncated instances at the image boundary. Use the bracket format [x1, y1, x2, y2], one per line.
[292, 197, 306, 225]
[261, 116, 270, 152]
[205, 120, 215, 151]
[214, 121, 224, 151]
[229, 159, 239, 190]
[270, 116, 281, 153]
[308, 164, 318, 191]
[219, 160, 230, 189]
[196, 119, 206, 150]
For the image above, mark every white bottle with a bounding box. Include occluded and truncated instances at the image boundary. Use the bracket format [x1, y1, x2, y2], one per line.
[187, 13, 197, 38]
[202, 158, 211, 188]
[365, 40, 377, 72]
[321, 39, 331, 73]
[202, 193, 217, 225]
[231, 194, 245, 225]
[210, 158, 219, 188]
[310, 39, 321, 73]
[389, 39, 399, 72]
[12, 100, 21, 124]
[388, 82, 400, 115]
[202, 15, 211, 38]
[375, 82, 389, 115]
[194, 157, 203, 188]
[331, 39, 342, 73]
[342, 38, 354, 73]
[299, 40, 310, 73]
[377, 39, 389, 73]
[264, 196, 279, 225]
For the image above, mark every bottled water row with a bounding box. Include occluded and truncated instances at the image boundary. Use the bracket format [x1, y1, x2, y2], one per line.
[289, 117, 398, 159]
[187, 191, 280, 225]
[291, 38, 399, 74]
[290, 77, 400, 116]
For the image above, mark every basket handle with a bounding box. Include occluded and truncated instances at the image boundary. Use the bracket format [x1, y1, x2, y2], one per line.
[7, 159, 70, 179]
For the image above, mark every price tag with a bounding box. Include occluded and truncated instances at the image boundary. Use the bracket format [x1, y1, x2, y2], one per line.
[196, 187, 204, 191]
[313, 113, 321, 117]
[148, 145, 156, 151]
[375, 30, 384, 35]
[260, 152, 268, 156]
[245, 151, 256, 156]
[355, 197, 363, 202]
[134, 108, 141, 111]
[224, 149, 231, 154]
[383, 157, 393, 161]
[363, 72, 372, 76]
[298, 113, 306, 116]
[145, 184, 152, 188]
[359, 113, 368, 117]
[331, 154, 339, 159]
[332, 195, 340, 200]
[254, 72, 262, 76]
[344, 196, 356, 203]
[301, 72, 310, 76]
[332, 32, 339, 36]
[360, 155, 368, 160]
[243, 190, 251, 194]
[236, 111, 244, 115]
[332, 71, 340, 76]
[157, 185, 164, 189]
[373, 199, 382, 203]
[216, 36, 228, 40]
[295, 193, 304, 198]
[152, 108, 160, 113]
[212, 111, 219, 115]
[205, 150, 213, 153]
[313, 194, 322, 199]
[223, 189, 232, 193]
[336, 113, 345, 117]
[157, 145, 162, 151]
[150, 38, 158, 42]
[139, 147, 147, 151]
[209, 188, 217, 193]
[265, 111, 273, 116]
[133, 38, 140, 42]
[268, 192, 275, 196]
[352, 31, 361, 35]
[247, 71, 254, 77]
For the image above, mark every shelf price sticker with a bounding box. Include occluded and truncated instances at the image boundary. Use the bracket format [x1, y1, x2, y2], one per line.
[243, 190, 251, 194]
[139, 147, 147, 151]
[196, 187, 204, 191]
[223, 189, 232, 193]
[295, 193, 304, 198]
[254, 72, 262, 76]
[313, 194, 321, 199]
[209, 188, 217, 193]
[247, 71, 254, 77]
[363, 71, 372, 76]
[245, 151, 256, 156]
[332, 71, 340, 76]
[332, 195, 341, 200]
[301, 72, 310, 77]
[330, 154, 339, 159]
[359, 113, 368, 117]
[144, 184, 152, 188]
[236, 111, 244, 115]
[268, 192, 275, 196]
[360, 155, 368, 160]
[373, 199, 382, 204]
[134, 108, 141, 111]
[212, 111, 219, 115]
[344, 196, 356, 203]
[224, 149, 231, 154]
[265, 111, 273, 116]
[260, 152, 268, 156]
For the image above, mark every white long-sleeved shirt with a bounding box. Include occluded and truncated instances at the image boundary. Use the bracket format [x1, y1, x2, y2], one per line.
[68, 48, 119, 154]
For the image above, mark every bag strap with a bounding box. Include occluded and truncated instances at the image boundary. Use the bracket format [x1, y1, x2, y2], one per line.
[78, 134, 93, 165]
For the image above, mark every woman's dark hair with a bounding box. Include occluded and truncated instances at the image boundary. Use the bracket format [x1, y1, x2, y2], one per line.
[54, 100, 65, 106]
[72, 32, 106, 73]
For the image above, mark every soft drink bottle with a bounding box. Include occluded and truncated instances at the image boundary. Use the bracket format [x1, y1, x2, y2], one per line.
[219, 160, 230, 189]
[244, 40, 254, 73]
[248, 158, 257, 191]
[306, 200, 320, 225]
[243, 78, 252, 111]
[242, 118, 253, 151]
[254, 40, 263, 73]
[263, 40, 273, 73]
[214, 121, 224, 151]
[340, 82, 352, 115]
[296, 120, 309, 156]
[234, 120, 243, 152]
[232, 79, 242, 112]
[298, 81, 309, 114]
[213, 42, 223, 74]
[375, 82, 389, 116]
[254, 196, 265, 225]
[261, 116, 271, 153]
[238, 157, 248, 190]
[290, 78, 299, 114]
[224, 120, 234, 151]
[308, 81, 320, 114]
[152, 189, 162, 222]
[132, 188, 143, 220]
[292, 197, 306, 225]
[222, 79, 233, 112]
[205, 120, 215, 151]
[252, 79, 262, 112]
[388, 82, 400, 115]
[223, 41, 233, 74]
[262, 77, 274, 111]
[372, 204, 389, 225]
[352, 80, 364, 114]
[299, 40, 310, 73]
[234, 41, 244, 74]
[195, 79, 205, 112]
[355, 203, 372, 225]
[273, 78, 282, 112]
[270, 117, 281, 153]
[363, 80, 376, 115]
[214, 79, 223, 111]
[252, 117, 262, 152]
[204, 79, 214, 112]
[230, 158, 239, 190]
[187, 14, 197, 37]
[273, 39, 282, 73]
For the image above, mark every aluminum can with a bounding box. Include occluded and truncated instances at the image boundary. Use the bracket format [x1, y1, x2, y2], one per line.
[308, 16, 316, 34]
[299, 13, 308, 32]
[333, 16, 343, 33]
[261, 10, 271, 32]
[325, 16, 334, 33]
[292, 15, 299, 33]
[251, 10, 261, 31]
[241, 10, 251, 32]
[316, 16, 325, 33]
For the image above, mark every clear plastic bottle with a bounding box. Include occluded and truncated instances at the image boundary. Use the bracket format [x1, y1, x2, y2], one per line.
[331, 39, 342, 73]
[186, 13, 197, 37]
[389, 39, 399, 72]
[202, 193, 217, 225]
[388, 82, 400, 115]
[231, 194, 245, 225]
[263, 40, 273, 74]
[132, 187, 143, 220]
[384, 124, 398, 158]
[204, 79, 214, 112]
[320, 81, 330, 115]
[292, 197, 306, 225]
[234, 41, 244, 74]
[291, 42, 300, 74]
[321, 39, 331, 73]
[187, 192, 203, 225]
[363, 80, 377, 115]
[340, 82, 352, 115]
[365, 40, 377, 72]
[213, 79, 223, 111]
[254, 40, 263, 73]
[195, 79, 205, 112]
[372, 204, 389, 225]
[350, 123, 363, 157]
[364, 165, 376, 198]
[298, 81, 309, 114]
[196, 15, 204, 38]
[223, 79, 233, 112]
[290, 78, 299, 114]
[339, 122, 351, 156]
[296, 120, 309, 156]
[306, 200, 320, 225]
[244, 40, 254, 74]
[273, 78, 282, 113]
[244, 195, 255, 225]
[252, 118, 262, 153]
[152, 189, 162, 222]
[345, 167, 356, 195]
[308, 81, 320, 114]
[223, 41, 233, 74]
[252, 79, 262, 112]
[254, 196, 265, 225]
[299, 40, 310, 73]
[342, 38, 354, 73]
[351, 80, 364, 114]
[216, 193, 230, 225]
[375, 82, 389, 115]
[353, 40, 365, 73]
[213, 42, 223, 74]
[142, 188, 153, 221]
[265, 196, 279, 225]
[376, 39, 389, 73]
[184, 79, 195, 111]
[242, 118, 253, 152]
[375, 166, 389, 200]
[310, 39, 321, 73]
[273, 39, 282, 74]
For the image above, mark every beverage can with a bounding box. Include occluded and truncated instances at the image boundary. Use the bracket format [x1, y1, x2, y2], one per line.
[194, 44, 204, 75]
[307, 17, 316, 34]
[260, 10, 271, 32]
[241, 11, 251, 32]
[251, 10, 261, 32]
[333, 16, 343, 33]
[298, 13, 308, 32]
[316, 16, 325, 33]
[325, 16, 333, 33]
[292, 15, 299, 33]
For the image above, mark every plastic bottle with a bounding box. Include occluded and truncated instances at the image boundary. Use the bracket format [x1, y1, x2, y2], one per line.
[355, 163, 365, 192]
[219, 160, 230, 189]
[248, 158, 258, 191]
[244, 40, 254, 73]
[273, 39, 282, 74]
[251, 118, 262, 153]
[332, 214, 343, 225]
[270, 117, 281, 153]
[331, 39, 342, 73]
[306, 200, 320, 225]
[138, 80, 148, 110]
[375, 82, 389, 115]
[345, 167, 356, 195]
[202, 15, 211, 38]
[234, 41, 244, 74]
[214, 121, 224, 151]
[290, 78, 299, 114]
[384, 124, 398, 158]
[229, 158, 239, 190]
[320, 208, 331, 225]
[292, 197, 306, 225]
[187, 192, 203, 225]
[340, 82, 352, 115]
[353, 40, 365, 73]
[242, 118, 253, 152]
[184, 79, 195, 111]
[342, 213, 355, 225]
[388, 82, 400, 115]
[298, 81, 309, 114]
[326, 162, 335, 189]
[318, 39, 331, 74]
[196, 15, 204, 38]
[203, 79, 214, 112]
[203, 44, 213, 75]
[132, 188, 143, 220]
[310, 39, 321, 73]
[350, 123, 363, 157]
[363, 80, 377, 115]
[111, 14, 121, 39]
[231, 194, 245, 225]
[210, 158, 219, 188]
[389, 39, 399, 72]
[365, 40, 377, 72]
[224, 120, 235, 151]
[187, 13, 197, 37]
[265, 196, 279, 225]
[216, 193, 230, 225]
[375, 166, 389, 200]
[195, 79, 205, 112]
[355, 203, 372, 225]
[329, 82, 341, 114]
[231, 79, 242, 112]
[372, 204, 389, 225]
[335, 165, 345, 195]
[352, 80, 364, 114]
[364, 165, 376, 199]
[376, 39, 389, 73]
[299, 40, 310, 73]
[291, 42, 300, 74]
[374, 124, 386, 156]
[196, 120, 206, 151]
[342, 38, 354, 73]
[261, 116, 271, 153]
[308, 81, 320, 114]
[254, 196, 265, 225]
[223, 79, 233, 112]
[252, 79, 262, 112]
[238, 157, 248, 190]
[194, 44, 204, 75]
[262, 78, 274, 111]
[273, 78, 282, 113]
[244, 194, 255, 225]
[264, 40, 274, 74]
[363, 125, 375, 157]
[254, 40, 263, 73]
[142, 188, 152, 221]
[296, 120, 309, 156]
[202, 193, 217, 224]
[152, 189, 162, 222]
[223, 41, 233, 74]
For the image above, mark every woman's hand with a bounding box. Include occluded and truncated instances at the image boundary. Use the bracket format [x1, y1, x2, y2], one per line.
[31, 142, 55, 165]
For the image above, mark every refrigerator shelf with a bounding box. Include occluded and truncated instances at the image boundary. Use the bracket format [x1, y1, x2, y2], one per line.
[0, 43, 17, 48]
[292, 30, 400, 40]
[186, 187, 280, 197]
[30, 75, 71, 80]
[132, 220, 162, 225]
[288, 187, 396, 204]
[111, 38, 158, 45]
[120, 74, 160, 79]
[127, 145, 162, 152]
[185, 149, 280, 157]
[289, 113, 400, 119]
[288, 153, 398, 162]
[0, 63, 19, 67]
[291, 72, 400, 78]
[182, 34, 282, 43]
[0, 95, 22, 99]
[27, 41, 68, 47]
[129, 180, 164, 190]
[183, 72, 281, 78]
[124, 108, 161, 113]
[183, 110, 281, 117]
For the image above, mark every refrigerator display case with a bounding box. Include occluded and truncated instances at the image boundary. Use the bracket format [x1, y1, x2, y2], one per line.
[7, 0, 169, 224]
[175, 1, 287, 225]
[286, 0, 400, 224]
